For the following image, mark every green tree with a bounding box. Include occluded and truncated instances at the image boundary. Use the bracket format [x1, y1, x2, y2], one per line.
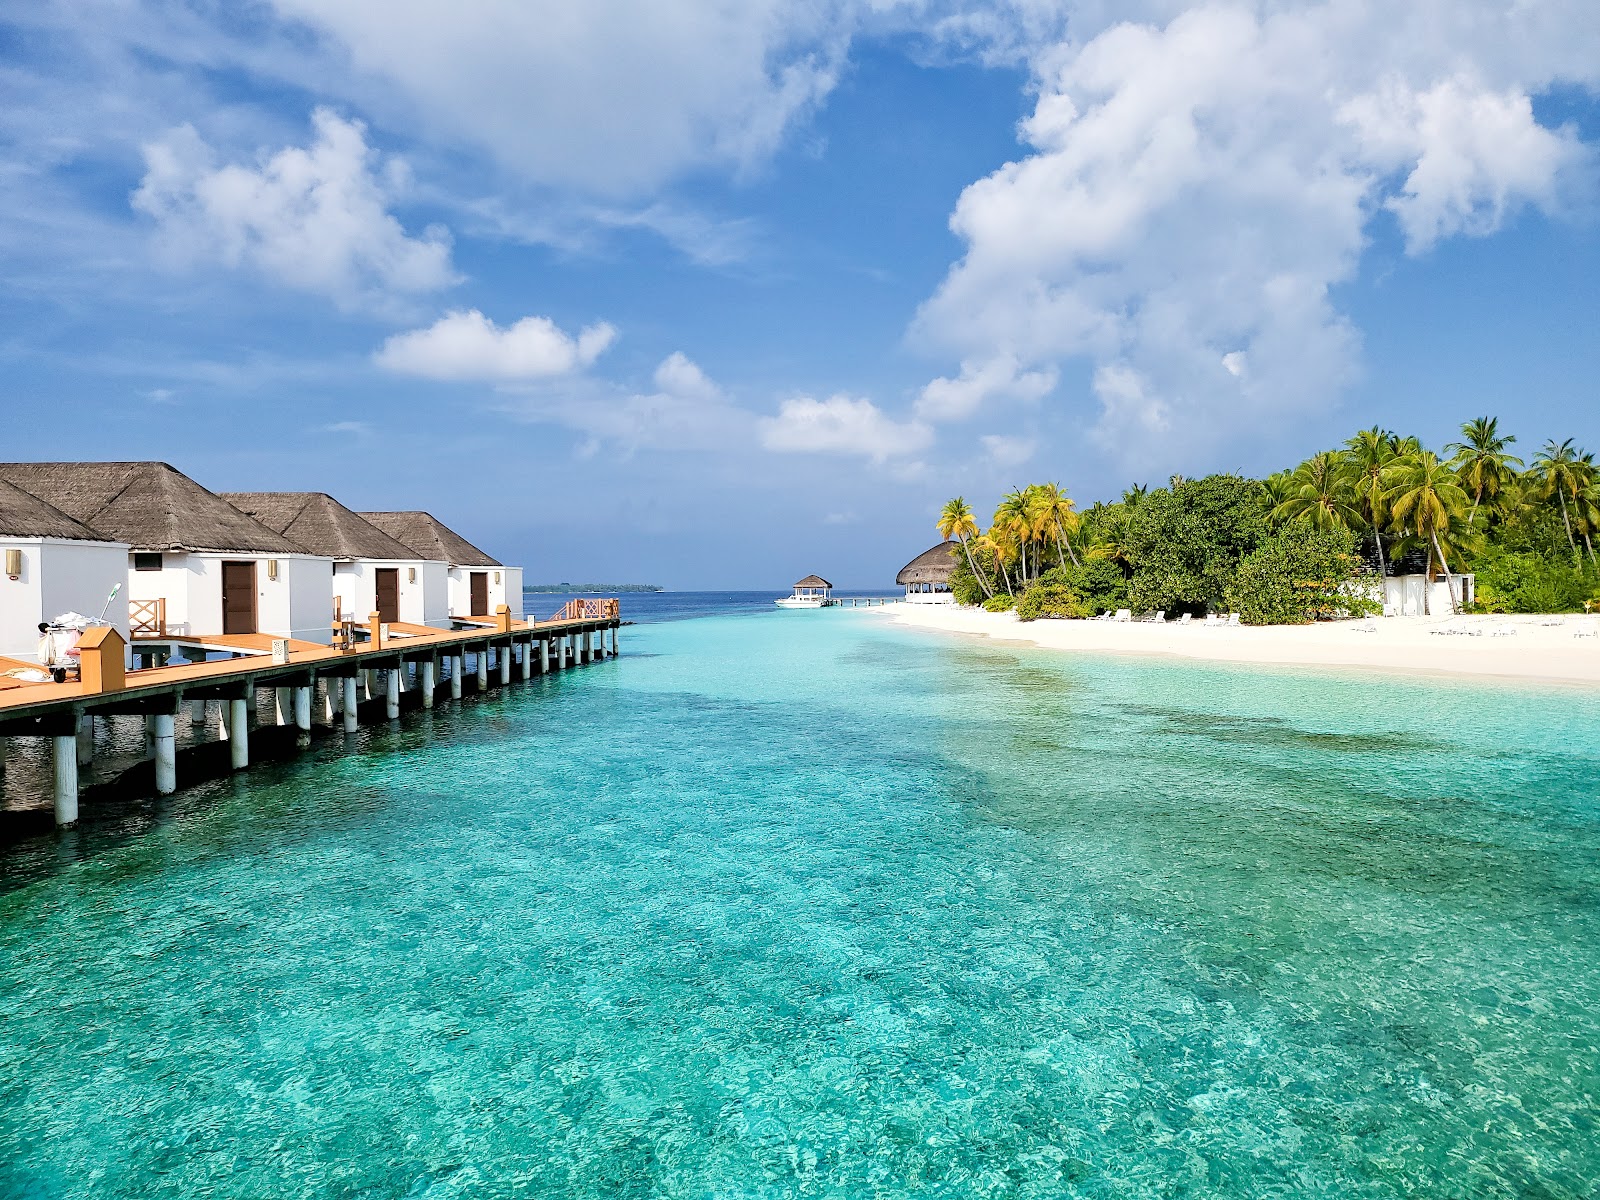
[1529, 438, 1585, 558]
[1273, 452, 1359, 531]
[1345, 426, 1399, 578]
[1389, 450, 1470, 614]
[938, 497, 993, 598]
[1446, 416, 1521, 530]
[1226, 524, 1372, 624]
[1121, 475, 1273, 614]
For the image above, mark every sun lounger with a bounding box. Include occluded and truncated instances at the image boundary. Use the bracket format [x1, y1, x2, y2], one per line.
[1226, 613, 1241, 626]
[1113, 609, 1132, 623]
[1489, 624, 1517, 637]
[1540, 617, 1566, 627]
[1575, 624, 1598, 639]
[1352, 620, 1377, 633]
[1143, 611, 1166, 623]
[1176, 613, 1192, 625]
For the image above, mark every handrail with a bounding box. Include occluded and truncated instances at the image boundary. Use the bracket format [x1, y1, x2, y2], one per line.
[549, 598, 620, 622]
[129, 598, 166, 638]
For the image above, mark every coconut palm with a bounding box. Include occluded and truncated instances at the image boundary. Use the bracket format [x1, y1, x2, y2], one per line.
[1345, 426, 1398, 577]
[1034, 482, 1082, 570]
[1530, 438, 1585, 557]
[977, 529, 1018, 595]
[1273, 452, 1359, 532]
[1261, 471, 1295, 518]
[1388, 450, 1470, 614]
[994, 489, 1036, 588]
[1445, 416, 1521, 530]
[1122, 484, 1148, 508]
[939, 496, 994, 598]
[1574, 453, 1599, 565]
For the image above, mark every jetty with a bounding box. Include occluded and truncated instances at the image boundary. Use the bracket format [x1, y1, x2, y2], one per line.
[0, 599, 622, 831]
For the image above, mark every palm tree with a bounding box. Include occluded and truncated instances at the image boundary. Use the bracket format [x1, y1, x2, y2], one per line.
[977, 530, 1017, 595]
[1261, 471, 1295, 519]
[1445, 416, 1521, 530]
[1575, 453, 1599, 565]
[994, 490, 1035, 588]
[1345, 427, 1398, 577]
[1389, 450, 1470, 614]
[1530, 438, 1584, 557]
[1273, 452, 1359, 531]
[938, 497, 993, 598]
[1034, 482, 1082, 570]
[1121, 484, 1148, 508]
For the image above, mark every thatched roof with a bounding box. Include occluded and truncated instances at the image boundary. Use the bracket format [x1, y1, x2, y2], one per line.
[222, 492, 422, 562]
[896, 541, 959, 585]
[794, 574, 832, 589]
[0, 478, 120, 542]
[0, 462, 307, 554]
[359, 511, 500, 567]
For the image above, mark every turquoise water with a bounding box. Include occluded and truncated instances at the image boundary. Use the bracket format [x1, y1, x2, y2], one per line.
[2, 609, 1598, 1198]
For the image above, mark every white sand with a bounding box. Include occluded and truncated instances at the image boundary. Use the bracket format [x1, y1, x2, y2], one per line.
[875, 604, 1600, 687]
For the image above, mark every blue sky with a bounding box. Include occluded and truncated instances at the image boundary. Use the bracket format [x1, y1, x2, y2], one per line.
[2, 2, 1598, 589]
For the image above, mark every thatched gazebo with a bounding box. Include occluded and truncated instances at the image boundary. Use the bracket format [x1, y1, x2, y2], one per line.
[896, 541, 959, 604]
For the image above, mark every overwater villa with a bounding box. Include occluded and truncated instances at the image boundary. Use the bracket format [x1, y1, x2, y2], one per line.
[897, 541, 959, 604]
[0, 462, 332, 645]
[361, 511, 523, 620]
[0, 478, 130, 663]
[223, 492, 450, 629]
[777, 575, 836, 608]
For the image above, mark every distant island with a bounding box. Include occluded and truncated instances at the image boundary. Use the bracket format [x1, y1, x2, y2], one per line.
[524, 583, 663, 593]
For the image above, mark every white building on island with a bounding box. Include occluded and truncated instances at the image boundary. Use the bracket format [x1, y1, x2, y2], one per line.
[361, 510, 523, 620]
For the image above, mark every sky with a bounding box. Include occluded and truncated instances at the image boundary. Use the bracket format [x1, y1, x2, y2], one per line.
[2, 1, 1598, 589]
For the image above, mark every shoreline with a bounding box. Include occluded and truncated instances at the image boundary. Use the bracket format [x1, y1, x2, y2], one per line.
[872, 605, 1600, 688]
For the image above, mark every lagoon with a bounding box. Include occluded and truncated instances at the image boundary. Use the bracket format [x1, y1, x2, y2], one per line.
[2, 602, 1598, 1197]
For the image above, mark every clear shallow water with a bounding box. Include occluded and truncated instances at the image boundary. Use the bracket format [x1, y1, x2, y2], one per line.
[1, 605, 1598, 1198]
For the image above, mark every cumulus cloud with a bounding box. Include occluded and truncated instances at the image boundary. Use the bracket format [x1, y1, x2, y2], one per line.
[917, 353, 1057, 420]
[375, 310, 616, 381]
[980, 433, 1036, 467]
[913, 1, 1599, 465]
[760, 395, 933, 463]
[132, 108, 457, 308]
[265, 0, 853, 195]
[496, 352, 755, 456]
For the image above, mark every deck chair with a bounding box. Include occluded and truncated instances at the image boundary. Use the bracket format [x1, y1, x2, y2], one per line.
[1114, 609, 1132, 623]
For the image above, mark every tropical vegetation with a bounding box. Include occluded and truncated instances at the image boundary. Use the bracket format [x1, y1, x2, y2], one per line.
[943, 419, 1600, 624]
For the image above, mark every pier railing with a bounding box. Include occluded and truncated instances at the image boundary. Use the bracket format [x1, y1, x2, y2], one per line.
[129, 599, 167, 638]
[550, 598, 620, 622]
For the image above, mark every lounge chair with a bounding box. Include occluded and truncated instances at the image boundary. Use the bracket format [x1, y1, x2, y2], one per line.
[1176, 613, 1192, 625]
[1575, 623, 1598, 639]
[1490, 624, 1517, 637]
[1352, 620, 1377, 633]
[1541, 617, 1566, 627]
[1226, 613, 1241, 626]
[1113, 609, 1132, 622]
[1144, 611, 1166, 623]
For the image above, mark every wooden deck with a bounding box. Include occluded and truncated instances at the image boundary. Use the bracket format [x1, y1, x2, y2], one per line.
[0, 613, 616, 722]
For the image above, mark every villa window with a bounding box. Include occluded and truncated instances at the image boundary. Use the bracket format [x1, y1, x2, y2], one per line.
[133, 553, 163, 572]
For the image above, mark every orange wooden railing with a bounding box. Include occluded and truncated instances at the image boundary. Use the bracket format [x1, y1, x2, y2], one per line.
[549, 598, 620, 622]
[129, 598, 167, 638]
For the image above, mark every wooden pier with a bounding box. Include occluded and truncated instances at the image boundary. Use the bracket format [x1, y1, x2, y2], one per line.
[0, 603, 622, 831]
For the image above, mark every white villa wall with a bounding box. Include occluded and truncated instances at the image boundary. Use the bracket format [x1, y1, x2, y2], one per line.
[131, 551, 333, 642]
[1383, 573, 1474, 617]
[333, 559, 449, 626]
[447, 564, 520, 618]
[0, 537, 130, 660]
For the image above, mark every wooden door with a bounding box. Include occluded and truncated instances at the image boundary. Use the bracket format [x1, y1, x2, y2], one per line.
[375, 568, 400, 623]
[470, 571, 489, 616]
[221, 561, 257, 635]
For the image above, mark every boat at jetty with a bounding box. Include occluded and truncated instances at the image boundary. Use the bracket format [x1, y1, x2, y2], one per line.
[776, 575, 836, 609]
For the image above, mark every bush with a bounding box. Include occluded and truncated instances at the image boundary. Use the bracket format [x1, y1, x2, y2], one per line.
[982, 594, 1017, 613]
[1123, 475, 1273, 614]
[1225, 525, 1373, 624]
[1016, 584, 1092, 621]
[1468, 548, 1599, 613]
[1036, 558, 1129, 616]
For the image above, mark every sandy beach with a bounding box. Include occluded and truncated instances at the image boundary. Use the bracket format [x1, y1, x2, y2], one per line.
[878, 604, 1600, 686]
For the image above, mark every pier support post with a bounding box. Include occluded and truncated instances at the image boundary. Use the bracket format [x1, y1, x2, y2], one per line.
[143, 714, 156, 760]
[538, 639, 549, 674]
[76, 714, 94, 767]
[228, 698, 249, 769]
[450, 654, 463, 699]
[499, 643, 512, 686]
[613, 624, 620, 655]
[342, 676, 359, 733]
[386, 669, 401, 719]
[216, 700, 228, 741]
[275, 687, 292, 726]
[324, 681, 338, 723]
[519, 640, 532, 681]
[53, 735, 78, 827]
[422, 657, 436, 708]
[476, 648, 489, 691]
[190, 698, 206, 724]
[293, 685, 312, 734]
[153, 712, 176, 795]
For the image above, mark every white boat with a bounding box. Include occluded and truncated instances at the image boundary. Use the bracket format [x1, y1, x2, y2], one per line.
[776, 575, 837, 608]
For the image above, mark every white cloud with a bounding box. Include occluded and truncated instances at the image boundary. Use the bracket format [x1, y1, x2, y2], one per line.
[495, 352, 754, 456]
[375, 310, 617, 381]
[265, 0, 854, 195]
[979, 433, 1036, 467]
[917, 353, 1057, 420]
[760, 395, 933, 463]
[913, 1, 1600, 465]
[132, 108, 457, 309]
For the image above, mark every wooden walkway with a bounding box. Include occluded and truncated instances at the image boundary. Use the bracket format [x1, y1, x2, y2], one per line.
[0, 609, 622, 830]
